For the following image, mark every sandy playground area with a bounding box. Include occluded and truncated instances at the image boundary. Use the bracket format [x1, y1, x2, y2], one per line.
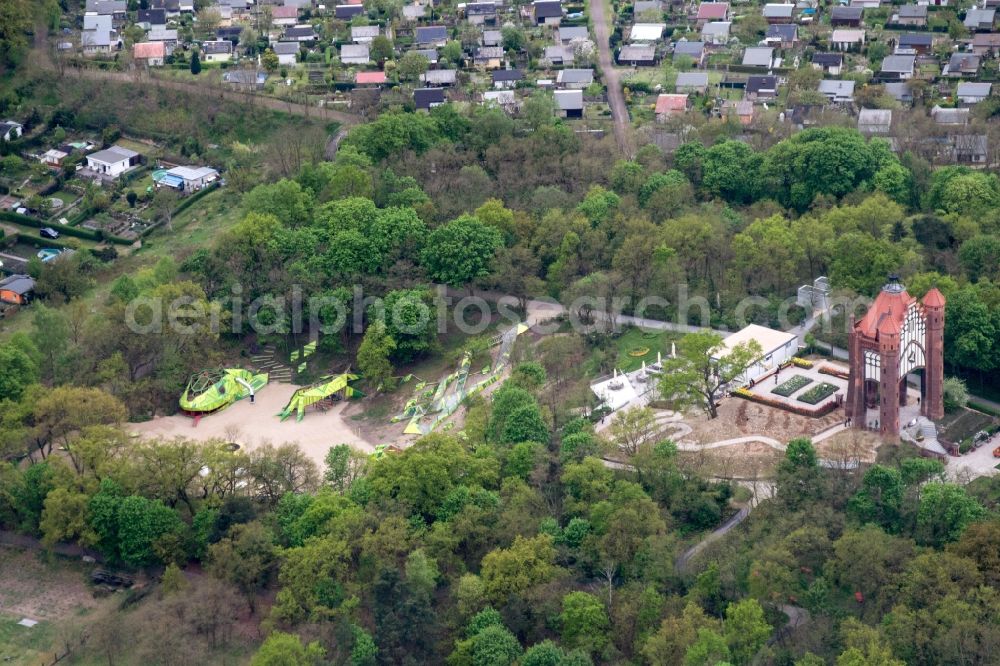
[129, 383, 376, 468]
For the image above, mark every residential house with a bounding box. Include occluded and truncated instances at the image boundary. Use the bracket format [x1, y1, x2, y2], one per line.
[217, 26, 242, 43]
[673, 40, 705, 66]
[414, 87, 446, 110]
[416, 26, 449, 47]
[82, 14, 115, 55]
[831, 6, 863, 25]
[136, 8, 167, 29]
[857, 108, 892, 134]
[556, 68, 594, 88]
[850, 0, 882, 8]
[273, 42, 300, 66]
[421, 69, 458, 85]
[414, 49, 440, 65]
[272, 5, 299, 25]
[558, 26, 589, 42]
[965, 8, 996, 31]
[745, 75, 778, 100]
[340, 44, 370, 65]
[878, 54, 915, 80]
[533, 0, 563, 25]
[465, 2, 499, 25]
[950, 134, 988, 164]
[201, 40, 233, 62]
[930, 105, 968, 124]
[947, 52, 981, 77]
[655, 93, 688, 119]
[150, 0, 181, 16]
[85, 145, 140, 177]
[335, 4, 366, 19]
[147, 28, 178, 50]
[554, 89, 583, 117]
[721, 99, 754, 125]
[85, 0, 126, 26]
[830, 29, 865, 51]
[483, 29, 502, 46]
[351, 26, 380, 43]
[956, 81, 992, 104]
[483, 90, 517, 109]
[811, 52, 843, 75]
[742, 46, 774, 68]
[473, 46, 504, 68]
[884, 81, 913, 104]
[355, 70, 387, 86]
[630, 23, 665, 41]
[161, 166, 219, 192]
[544, 45, 575, 64]
[972, 33, 1000, 56]
[675, 71, 709, 93]
[133, 41, 166, 65]
[0, 120, 23, 142]
[223, 69, 267, 89]
[765, 24, 797, 47]
[892, 5, 928, 26]
[619, 44, 657, 65]
[763, 4, 794, 23]
[0, 275, 35, 306]
[492, 69, 524, 88]
[818, 78, 855, 103]
[897, 33, 932, 54]
[701, 21, 731, 44]
[695, 2, 729, 25]
[283, 25, 316, 42]
[41, 149, 68, 166]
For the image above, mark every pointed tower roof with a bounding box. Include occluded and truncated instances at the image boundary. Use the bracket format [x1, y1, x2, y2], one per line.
[922, 287, 946, 309]
[856, 276, 914, 340]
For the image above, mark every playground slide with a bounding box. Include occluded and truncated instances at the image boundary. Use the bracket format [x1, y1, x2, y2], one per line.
[277, 373, 364, 422]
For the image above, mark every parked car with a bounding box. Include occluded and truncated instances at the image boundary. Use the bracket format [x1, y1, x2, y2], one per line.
[39, 227, 60, 239]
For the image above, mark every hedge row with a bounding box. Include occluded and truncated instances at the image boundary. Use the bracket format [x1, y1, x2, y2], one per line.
[171, 182, 220, 218]
[0, 211, 132, 245]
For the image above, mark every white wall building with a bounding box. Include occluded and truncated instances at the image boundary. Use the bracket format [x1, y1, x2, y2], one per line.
[712, 324, 799, 384]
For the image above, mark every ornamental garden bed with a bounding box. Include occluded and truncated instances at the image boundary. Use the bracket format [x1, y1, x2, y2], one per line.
[797, 383, 839, 405]
[771, 374, 812, 397]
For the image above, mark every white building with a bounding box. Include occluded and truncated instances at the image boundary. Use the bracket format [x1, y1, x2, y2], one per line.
[711, 324, 799, 384]
[85, 145, 139, 177]
[161, 166, 219, 192]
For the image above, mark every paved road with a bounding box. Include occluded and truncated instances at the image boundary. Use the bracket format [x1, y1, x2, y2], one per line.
[675, 506, 750, 573]
[587, 0, 631, 156]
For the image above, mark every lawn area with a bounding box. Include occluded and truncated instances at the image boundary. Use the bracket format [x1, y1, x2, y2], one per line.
[0, 613, 56, 666]
[611, 326, 681, 372]
[49, 190, 80, 206]
[134, 187, 244, 261]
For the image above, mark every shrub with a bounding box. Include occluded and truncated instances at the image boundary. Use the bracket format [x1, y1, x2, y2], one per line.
[797, 383, 839, 405]
[771, 374, 812, 397]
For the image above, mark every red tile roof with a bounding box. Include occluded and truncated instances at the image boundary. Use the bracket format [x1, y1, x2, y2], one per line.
[922, 287, 945, 308]
[272, 6, 298, 18]
[134, 41, 166, 58]
[655, 93, 688, 114]
[697, 2, 729, 19]
[855, 285, 913, 340]
[355, 71, 387, 84]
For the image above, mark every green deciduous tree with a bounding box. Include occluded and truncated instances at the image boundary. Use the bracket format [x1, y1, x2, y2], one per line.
[357, 320, 396, 391]
[658, 331, 763, 419]
[421, 214, 503, 288]
[723, 599, 771, 665]
[916, 483, 987, 547]
[560, 591, 609, 655]
[251, 632, 325, 666]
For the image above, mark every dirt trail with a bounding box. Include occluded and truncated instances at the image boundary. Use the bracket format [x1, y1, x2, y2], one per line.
[588, 0, 631, 156]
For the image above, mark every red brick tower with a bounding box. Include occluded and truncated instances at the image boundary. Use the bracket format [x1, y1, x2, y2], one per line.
[845, 277, 945, 440]
[877, 315, 901, 438]
[923, 288, 946, 420]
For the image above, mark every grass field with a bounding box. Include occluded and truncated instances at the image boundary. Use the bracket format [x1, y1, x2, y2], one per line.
[0, 613, 57, 666]
[611, 326, 682, 372]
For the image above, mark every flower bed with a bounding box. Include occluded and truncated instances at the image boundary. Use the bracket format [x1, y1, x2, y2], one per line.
[797, 383, 839, 405]
[791, 357, 813, 369]
[732, 386, 839, 417]
[819, 365, 849, 380]
[628, 347, 651, 357]
[771, 374, 813, 397]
